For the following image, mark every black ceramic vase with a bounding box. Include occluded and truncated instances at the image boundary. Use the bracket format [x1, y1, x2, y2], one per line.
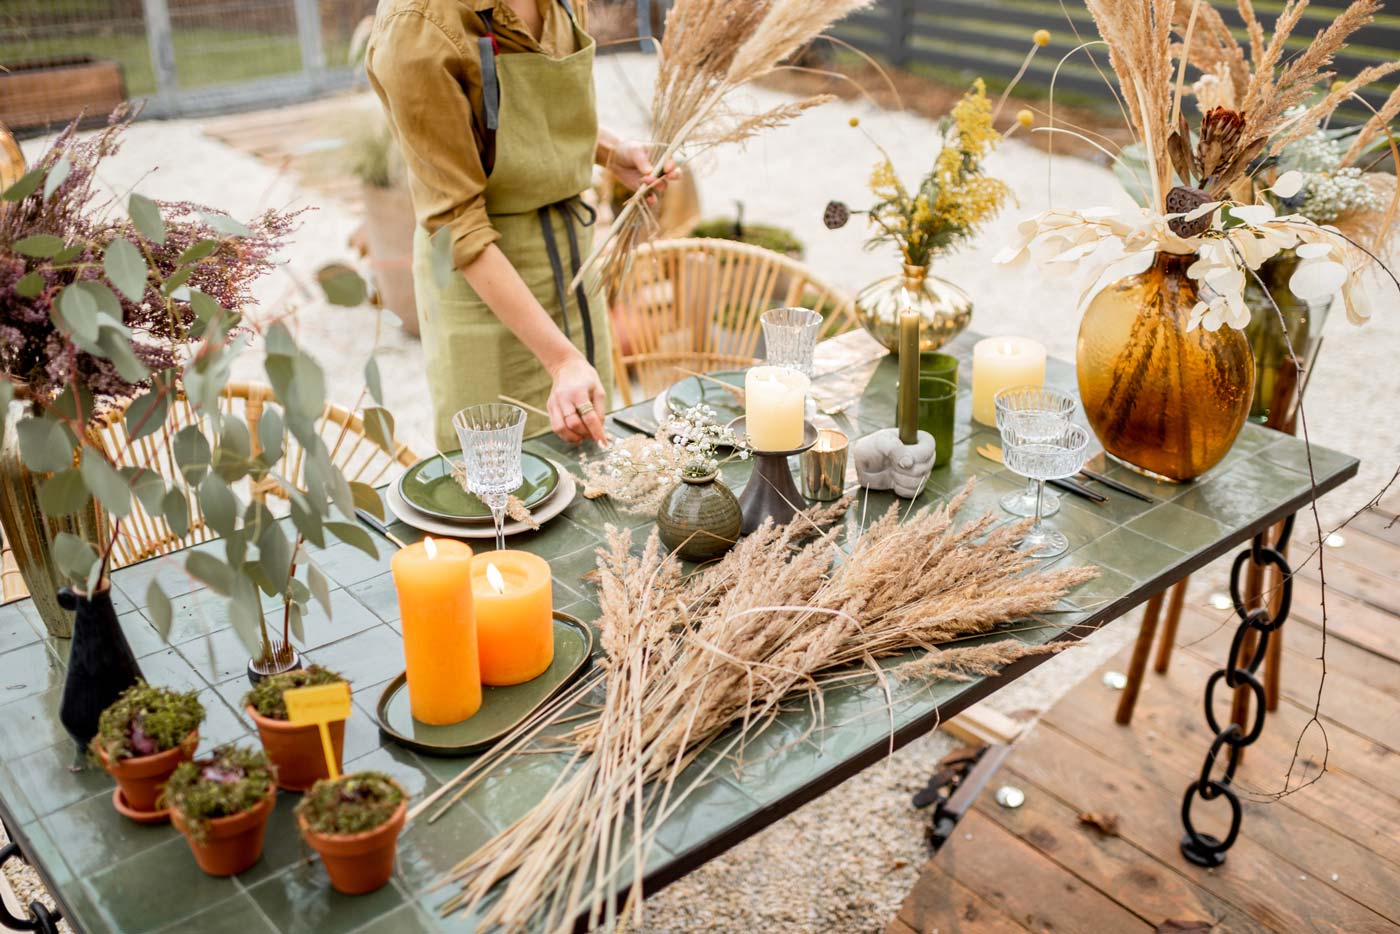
[57, 585, 143, 747]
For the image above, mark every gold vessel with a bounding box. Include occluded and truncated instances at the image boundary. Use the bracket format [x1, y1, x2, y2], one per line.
[1076, 253, 1255, 482]
[855, 264, 972, 353]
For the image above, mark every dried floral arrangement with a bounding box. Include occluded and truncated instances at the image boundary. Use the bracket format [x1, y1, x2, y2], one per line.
[997, 0, 1400, 331]
[417, 485, 1096, 931]
[823, 80, 1012, 267]
[579, 404, 747, 513]
[0, 111, 295, 404]
[579, 0, 875, 288]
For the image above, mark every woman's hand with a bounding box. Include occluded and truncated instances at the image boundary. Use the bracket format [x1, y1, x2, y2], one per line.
[607, 139, 681, 205]
[546, 354, 609, 445]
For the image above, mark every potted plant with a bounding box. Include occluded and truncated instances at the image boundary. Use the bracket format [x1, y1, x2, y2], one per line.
[692, 208, 803, 258]
[0, 111, 399, 742]
[93, 681, 203, 821]
[295, 771, 407, 895]
[164, 745, 278, 877]
[244, 665, 349, 791]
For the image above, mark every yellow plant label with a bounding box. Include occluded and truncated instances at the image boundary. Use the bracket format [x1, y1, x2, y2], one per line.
[283, 682, 352, 726]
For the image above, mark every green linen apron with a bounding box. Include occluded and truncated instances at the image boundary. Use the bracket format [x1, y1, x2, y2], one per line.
[412, 0, 612, 449]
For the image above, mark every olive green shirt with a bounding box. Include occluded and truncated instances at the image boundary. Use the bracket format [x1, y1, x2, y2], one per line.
[366, 0, 590, 271]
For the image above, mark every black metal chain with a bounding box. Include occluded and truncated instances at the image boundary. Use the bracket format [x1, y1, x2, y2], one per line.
[1180, 514, 1295, 867]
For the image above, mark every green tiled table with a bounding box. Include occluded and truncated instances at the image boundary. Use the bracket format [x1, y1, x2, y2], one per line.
[0, 331, 1357, 933]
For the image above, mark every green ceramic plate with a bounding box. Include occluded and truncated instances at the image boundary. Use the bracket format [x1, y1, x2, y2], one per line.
[397, 450, 558, 523]
[664, 370, 747, 423]
[375, 612, 594, 757]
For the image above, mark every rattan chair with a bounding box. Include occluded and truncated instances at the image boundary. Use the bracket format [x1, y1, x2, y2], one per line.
[83, 381, 419, 571]
[609, 238, 857, 406]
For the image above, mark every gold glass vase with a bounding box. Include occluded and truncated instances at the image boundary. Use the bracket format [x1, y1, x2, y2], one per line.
[855, 263, 972, 353]
[1076, 253, 1255, 483]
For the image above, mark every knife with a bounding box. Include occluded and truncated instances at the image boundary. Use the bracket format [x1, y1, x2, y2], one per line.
[975, 444, 1107, 504]
[610, 414, 657, 437]
[355, 507, 408, 550]
[1077, 466, 1154, 502]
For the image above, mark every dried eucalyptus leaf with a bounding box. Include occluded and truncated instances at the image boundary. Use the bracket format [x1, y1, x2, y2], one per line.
[129, 193, 166, 244]
[124, 389, 169, 441]
[2, 168, 44, 202]
[306, 562, 332, 616]
[14, 234, 64, 258]
[17, 417, 74, 473]
[316, 263, 368, 307]
[103, 237, 148, 302]
[187, 551, 234, 595]
[56, 284, 100, 342]
[42, 156, 71, 201]
[122, 466, 167, 515]
[350, 481, 384, 521]
[37, 468, 89, 517]
[364, 357, 383, 406]
[80, 449, 131, 518]
[173, 425, 212, 484]
[146, 581, 173, 640]
[162, 489, 191, 537]
[362, 407, 395, 454]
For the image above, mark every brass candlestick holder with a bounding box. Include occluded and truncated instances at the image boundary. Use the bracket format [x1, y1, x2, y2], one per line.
[727, 418, 818, 534]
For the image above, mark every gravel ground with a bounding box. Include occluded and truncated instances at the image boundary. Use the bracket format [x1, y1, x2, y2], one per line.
[12, 49, 1390, 932]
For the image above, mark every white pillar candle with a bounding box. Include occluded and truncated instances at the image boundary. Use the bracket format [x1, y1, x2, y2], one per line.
[745, 365, 809, 451]
[971, 337, 1047, 425]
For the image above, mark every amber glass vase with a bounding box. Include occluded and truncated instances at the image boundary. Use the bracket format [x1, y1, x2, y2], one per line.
[1076, 253, 1255, 482]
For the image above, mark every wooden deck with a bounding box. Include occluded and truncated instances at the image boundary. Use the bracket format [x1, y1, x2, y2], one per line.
[891, 493, 1400, 934]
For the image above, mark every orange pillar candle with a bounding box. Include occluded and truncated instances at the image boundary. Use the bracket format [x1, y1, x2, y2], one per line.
[390, 537, 481, 725]
[471, 551, 554, 686]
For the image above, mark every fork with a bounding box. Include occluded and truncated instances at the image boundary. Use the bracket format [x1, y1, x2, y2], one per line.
[976, 443, 1107, 504]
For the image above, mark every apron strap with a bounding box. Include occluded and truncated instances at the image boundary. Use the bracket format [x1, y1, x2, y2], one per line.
[537, 197, 597, 365]
[477, 10, 501, 175]
[636, 0, 654, 50]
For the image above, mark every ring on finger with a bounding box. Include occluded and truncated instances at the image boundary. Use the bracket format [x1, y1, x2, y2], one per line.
[575, 401, 595, 416]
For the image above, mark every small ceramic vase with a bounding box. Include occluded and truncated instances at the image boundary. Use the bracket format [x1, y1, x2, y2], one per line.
[852, 428, 937, 498]
[656, 472, 742, 562]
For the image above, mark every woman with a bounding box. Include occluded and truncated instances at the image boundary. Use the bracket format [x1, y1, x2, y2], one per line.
[367, 0, 675, 448]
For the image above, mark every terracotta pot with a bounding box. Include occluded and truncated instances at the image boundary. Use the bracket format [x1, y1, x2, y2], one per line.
[97, 731, 198, 815]
[298, 801, 407, 895]
[172, 789, 276, 877]
[246, 705, 345, 792]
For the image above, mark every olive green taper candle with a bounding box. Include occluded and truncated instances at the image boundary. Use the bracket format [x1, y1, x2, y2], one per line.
[897, 310, 920, 445]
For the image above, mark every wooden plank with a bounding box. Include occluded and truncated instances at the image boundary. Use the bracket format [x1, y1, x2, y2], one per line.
[1043, 653, 1400, 918]
[1009, 724, 1395, 933]
[1172, 604, 1400, 754]
[1287, 575, 1400, 665]
[973, 749, 1259, 932]
[1295, 548, 1400, 618]
[934, 810, 1150, 933]
[1349, 509, 1400, 547]
[895, 855, 1029, 934]
[941, 702, 1023, 746]
[884, 918, 921, 934]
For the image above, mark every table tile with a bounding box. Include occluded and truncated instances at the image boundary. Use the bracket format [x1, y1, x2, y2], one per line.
[352, 903, 438, 934]
[261, 586, 384, 653]
[346, 572, 400, 625]
[1074, 527, 1186, 582]
[236, 792, 309, 885]
[696, 719, 827, 808]
[1171, 454, 1314, 532]
[0, 687, 69, 760]
[87, 836, 240, 931]
[248, 861, 405, 934]
[10, 743, 110, 818]
[0, 640, 63, 702]
[305, 624, 406, 690]
[466, 753, 573, 836]
[119, 608, 173, 659]
[1127, 502, 1231, 556]
[178, 625, 261, 686]
[343, 745, 439, 801]
[40, 790, 172, 874]
[0, 762, 36, 825]
[154, 892, 278, 933]
[197, 685, 255, 752]
[137, 645, 213, 694]
[0, 602, 39, 653]
[502, 514, 603, 563]
[653, 773, 757, 857]
[395, 803, 496, 890]
[112, 542, 222, 605]
[306, 541, 394, 590]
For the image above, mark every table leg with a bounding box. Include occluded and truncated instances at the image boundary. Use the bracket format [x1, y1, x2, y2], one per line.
[1180, 516, 1295, 867]
[1115, 591, 1165, 725]
[1153, 579, 1189, 674]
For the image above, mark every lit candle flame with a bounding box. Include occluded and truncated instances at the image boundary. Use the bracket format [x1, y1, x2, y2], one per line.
[424, 536, 437, 559]
[486, 562, 507, 595]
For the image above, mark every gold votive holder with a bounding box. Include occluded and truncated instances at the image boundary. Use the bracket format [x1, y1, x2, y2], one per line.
[801, 429, 849, 501]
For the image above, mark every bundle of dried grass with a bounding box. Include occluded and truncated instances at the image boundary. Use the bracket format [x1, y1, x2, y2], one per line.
[423, 484, 1095, 931]
[583, 0, 874, 289]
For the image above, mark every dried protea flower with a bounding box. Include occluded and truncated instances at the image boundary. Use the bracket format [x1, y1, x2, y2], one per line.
[823, 201, 851, 230]
[1196, 106, 1246, 182]
[1165, 185, 1213, 238]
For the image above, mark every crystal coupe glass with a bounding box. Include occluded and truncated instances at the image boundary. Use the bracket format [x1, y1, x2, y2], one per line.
[1000, 422, 1090, 559]
[994, 385, 1076, 518]
[453, 403, 527, 551]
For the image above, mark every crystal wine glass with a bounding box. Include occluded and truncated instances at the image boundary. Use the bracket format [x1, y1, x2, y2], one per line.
[453, 403, 526, 551]
[1000, 422, 1090, 559]
[762, 307, 822, 421]
[994, 385, 1077, 518]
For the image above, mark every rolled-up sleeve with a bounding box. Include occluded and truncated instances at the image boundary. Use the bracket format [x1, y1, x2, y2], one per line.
[367, 10, 499, 270]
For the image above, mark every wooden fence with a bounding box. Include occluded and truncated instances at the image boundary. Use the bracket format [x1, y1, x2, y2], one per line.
[832, 0, 1400, 118]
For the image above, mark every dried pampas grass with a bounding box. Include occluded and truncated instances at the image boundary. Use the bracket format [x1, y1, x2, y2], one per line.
[424, 483, 1096, 932]
[582, 0, 874, 290]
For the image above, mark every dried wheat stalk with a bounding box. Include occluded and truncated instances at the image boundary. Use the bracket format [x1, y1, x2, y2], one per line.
[582, 0, 873, 290]
[432, 483, 1096, 931]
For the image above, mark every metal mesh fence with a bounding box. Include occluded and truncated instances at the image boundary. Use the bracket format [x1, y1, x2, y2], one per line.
[1, 0, 374, 133]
